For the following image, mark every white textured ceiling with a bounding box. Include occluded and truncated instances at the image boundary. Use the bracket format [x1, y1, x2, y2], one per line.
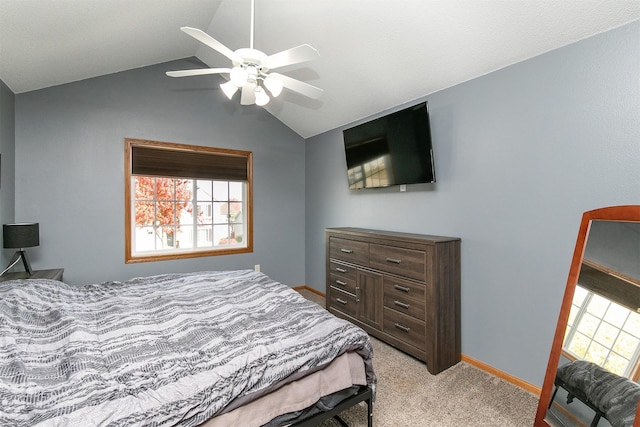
[1, 0, 639, 138]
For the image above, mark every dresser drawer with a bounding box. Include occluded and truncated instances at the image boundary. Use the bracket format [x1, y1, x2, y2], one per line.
[329, 274, 357, 295]
[384, 292, 426, 321]
[329, 288, 358, 318]
[370, 244, 426, 281]
[384, 276, 427, 302]
[330, 237, 369, 265]
[383, 307, 427, 350]
[329, 260, 357, 281]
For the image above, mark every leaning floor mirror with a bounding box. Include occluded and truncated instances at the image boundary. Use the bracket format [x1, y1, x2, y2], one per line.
[534, 205, 640, 427]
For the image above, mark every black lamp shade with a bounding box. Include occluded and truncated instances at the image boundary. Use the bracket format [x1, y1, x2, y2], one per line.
[3, 223, 40, 249]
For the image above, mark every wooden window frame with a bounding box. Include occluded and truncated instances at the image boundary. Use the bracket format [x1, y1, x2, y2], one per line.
[124, 138, 253, 263]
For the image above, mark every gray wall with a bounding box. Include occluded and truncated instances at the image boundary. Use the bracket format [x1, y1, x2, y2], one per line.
[14, 58, 306, 286]
[0, 79, 16, 267]
[305, 21, 640, 387]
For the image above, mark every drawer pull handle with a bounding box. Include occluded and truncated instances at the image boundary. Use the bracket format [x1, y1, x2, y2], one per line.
[393, 284, 411, 293]
[386, 257, 401, 264]
[394, 300, 410, 309]
[335, 267, 347, 273]
[335, 280, 347, 286]
[336, 298, 348, 305]
[394, 323, 411, 333]
[340, 248, 353, 254]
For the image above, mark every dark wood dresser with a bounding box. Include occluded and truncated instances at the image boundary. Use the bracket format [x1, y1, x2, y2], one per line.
[326, 227, 461, 374]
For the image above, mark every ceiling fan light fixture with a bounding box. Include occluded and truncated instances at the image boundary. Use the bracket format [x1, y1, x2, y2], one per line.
[263, 75, 284, 97]
[230, 66, 248, 87]
[220, 81, 239, 99]
[254, 86, 270, 106]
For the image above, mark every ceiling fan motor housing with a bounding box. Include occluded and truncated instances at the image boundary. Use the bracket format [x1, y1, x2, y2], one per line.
[231, 48, 276, 92]
[233, 48, 269, 71]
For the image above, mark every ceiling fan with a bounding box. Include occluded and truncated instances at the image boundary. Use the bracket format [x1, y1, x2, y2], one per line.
[166, 0, 323, 107]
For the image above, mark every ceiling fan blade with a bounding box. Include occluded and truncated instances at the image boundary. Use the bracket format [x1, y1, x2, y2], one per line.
[240, 83, 257, 105]
[264, 44, 320, 70]
[269, 73, 324, 99]
[180, 27, 242, 63]
[166, 68, 231, 78]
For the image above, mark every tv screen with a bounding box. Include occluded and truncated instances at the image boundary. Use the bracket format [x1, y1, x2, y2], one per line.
[342, 101, 435, 190]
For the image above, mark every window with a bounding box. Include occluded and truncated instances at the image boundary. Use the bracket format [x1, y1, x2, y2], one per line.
[125, 139, 253, 263]
[563, 285, 640, 378]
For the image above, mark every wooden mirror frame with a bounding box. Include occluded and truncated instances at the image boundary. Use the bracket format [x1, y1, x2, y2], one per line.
[534, 205, 640, 427]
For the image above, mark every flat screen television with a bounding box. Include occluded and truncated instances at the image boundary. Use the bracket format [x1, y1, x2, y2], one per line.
[342, 101, 435, 190]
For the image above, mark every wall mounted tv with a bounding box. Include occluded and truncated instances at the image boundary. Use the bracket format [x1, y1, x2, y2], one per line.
[342, 101, 435, 190]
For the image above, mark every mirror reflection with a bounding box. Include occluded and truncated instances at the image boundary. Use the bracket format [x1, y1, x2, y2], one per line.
[545, 220, 640, 427]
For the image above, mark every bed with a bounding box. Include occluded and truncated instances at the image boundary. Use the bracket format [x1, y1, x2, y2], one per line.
[0, 270, 376, 426]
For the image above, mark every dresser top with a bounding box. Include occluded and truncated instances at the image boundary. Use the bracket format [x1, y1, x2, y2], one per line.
[325, 227, 460, 243]
[0, 268, 64, 282]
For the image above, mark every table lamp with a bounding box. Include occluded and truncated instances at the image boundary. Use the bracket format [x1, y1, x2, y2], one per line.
[2, 222, 39, 276]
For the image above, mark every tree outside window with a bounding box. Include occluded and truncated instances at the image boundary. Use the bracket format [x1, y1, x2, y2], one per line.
[134, 177, 193, 249]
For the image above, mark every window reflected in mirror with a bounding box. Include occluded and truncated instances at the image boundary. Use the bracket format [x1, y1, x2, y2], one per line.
[564, 285, 640, 377]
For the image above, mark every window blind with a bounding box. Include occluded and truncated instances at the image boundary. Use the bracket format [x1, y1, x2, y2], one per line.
[578, 259, 640, 313]
[131, 145, 249, 181]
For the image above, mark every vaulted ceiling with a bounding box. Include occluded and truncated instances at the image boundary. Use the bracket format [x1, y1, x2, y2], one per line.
[1, 1, 638, 138]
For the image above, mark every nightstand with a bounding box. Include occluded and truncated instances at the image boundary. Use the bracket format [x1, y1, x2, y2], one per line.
[0, 268, 64, 282]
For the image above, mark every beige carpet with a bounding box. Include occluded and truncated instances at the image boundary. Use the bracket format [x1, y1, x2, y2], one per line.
[298, 290, 540, 427]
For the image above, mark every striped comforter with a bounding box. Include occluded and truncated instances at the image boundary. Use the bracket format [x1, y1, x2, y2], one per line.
[0, 270, 375, 426]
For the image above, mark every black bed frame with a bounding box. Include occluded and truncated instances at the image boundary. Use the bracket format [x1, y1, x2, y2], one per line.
[290, 386, 373, 427]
